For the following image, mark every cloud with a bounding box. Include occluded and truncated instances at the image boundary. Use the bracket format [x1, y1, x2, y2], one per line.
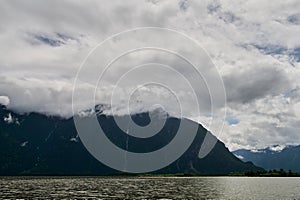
[0, 96, 10, 106]
[0, 0, 300, 150]
[224, 66, 290, 104]
[234, 154, 244, 160]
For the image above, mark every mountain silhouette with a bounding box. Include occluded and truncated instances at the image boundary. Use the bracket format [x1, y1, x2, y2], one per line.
[234, 145, 300, 172]
[0, 105, 262, 175]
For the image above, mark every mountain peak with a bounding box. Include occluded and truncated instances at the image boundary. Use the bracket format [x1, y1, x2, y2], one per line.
[233, 145, 300, 172]
[0, 105, 262, 175]
[267, 144, 287, 152]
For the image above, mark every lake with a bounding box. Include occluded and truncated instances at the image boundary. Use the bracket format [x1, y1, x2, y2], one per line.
[0, 177, 299, 199]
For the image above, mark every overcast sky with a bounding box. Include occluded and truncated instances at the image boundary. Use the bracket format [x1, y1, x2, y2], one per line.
[0, 0, 300, 150]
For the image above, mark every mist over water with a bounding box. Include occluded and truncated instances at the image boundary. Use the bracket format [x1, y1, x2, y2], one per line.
[1, 177, 299, 199]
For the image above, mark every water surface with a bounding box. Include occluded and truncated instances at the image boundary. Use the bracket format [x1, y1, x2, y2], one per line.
[0, 176, 299, 199]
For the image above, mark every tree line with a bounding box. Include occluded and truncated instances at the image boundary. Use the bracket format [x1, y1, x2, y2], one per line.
[229, 169, 300, 177]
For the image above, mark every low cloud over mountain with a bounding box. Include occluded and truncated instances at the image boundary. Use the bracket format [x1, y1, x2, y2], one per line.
[0, 0, 300, 150]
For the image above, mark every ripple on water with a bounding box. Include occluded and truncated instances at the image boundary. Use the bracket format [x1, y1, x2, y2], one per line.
[0, 177, 300, 199]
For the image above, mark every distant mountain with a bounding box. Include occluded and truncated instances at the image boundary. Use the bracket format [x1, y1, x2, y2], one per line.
[0, 105, 262, 175]
[233, 145, 300, 172]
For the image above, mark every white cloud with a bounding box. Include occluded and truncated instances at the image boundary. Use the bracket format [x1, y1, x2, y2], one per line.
[0, 96, 10, 106]
[0, 0, 300, 150]
[234, 154, 244, 160]
[269, 145, 286, 152]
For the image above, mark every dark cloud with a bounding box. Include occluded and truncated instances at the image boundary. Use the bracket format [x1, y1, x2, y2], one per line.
[224, 67, 290, 104]
[287, 14, 300, 25]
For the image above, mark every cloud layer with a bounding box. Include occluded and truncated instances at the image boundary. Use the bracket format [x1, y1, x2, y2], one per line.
[0, 0, 300, 150]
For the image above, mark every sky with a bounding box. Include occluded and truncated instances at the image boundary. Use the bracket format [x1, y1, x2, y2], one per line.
[0, 0, 300, 150]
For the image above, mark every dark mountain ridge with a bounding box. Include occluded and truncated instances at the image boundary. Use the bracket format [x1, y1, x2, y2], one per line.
[233, 145, 300, 172]
[0, 104, 262, 175]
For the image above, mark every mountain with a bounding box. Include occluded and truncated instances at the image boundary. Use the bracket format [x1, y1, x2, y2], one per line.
[0, 105, 262, 175]
[233, 145, 300, 172]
